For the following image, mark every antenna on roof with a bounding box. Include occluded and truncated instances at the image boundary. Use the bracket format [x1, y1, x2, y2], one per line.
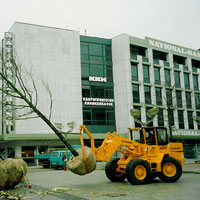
[84, 30, 87, 36]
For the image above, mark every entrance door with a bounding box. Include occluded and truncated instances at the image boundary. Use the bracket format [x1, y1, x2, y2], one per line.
[21, 146, 36, 166]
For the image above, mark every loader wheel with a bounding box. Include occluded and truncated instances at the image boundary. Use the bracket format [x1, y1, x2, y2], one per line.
[158, 157, 182, 183]
[105, 158, 126, 182]
[126, 159, 150, 185]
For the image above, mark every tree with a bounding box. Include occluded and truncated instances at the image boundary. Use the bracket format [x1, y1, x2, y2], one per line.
[0, 52, 79, 157]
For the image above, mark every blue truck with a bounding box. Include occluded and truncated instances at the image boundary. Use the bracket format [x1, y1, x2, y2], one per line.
[34, 146, 81, 169]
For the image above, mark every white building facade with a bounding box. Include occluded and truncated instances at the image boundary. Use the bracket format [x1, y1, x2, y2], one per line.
[0, 22, 200, 163]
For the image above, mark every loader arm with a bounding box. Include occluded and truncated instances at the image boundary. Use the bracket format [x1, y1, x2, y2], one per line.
[79, 125, 138, 162]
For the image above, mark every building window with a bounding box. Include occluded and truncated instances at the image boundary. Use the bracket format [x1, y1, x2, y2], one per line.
[90, 64, 104, 77]
[131, 63, 138, 81]
[82, 86, 90, 97]
[134, 106, 141, 127]
[105, 87, 114, 99]
[168, 109, 174, 126]
[196, 112, 200, 129]
[157, 109, 164, 126]
[144, 86, 151, 104]
[130, 44, 146, 57]
[89, 43, 103, 56]
[153, 50, 167, 61]
[154, 67, 161, 85]
[106, 66, 113, 82]
[143, 65, 150, 83]
[185, 92, 192, 108]
[174, 71, 181, 88]
[176, 90, 182, 108]
[81, 63, 89, 79]
[155, 87, 162, 105]
[193, 75, 199, 90]
[195, 93, 200, 109]
[184, 73, 190, 89]
[132, 84, 140, 103]
[178, 110, 184, 129]
[187, 111, 194, 129]
[146, 107, 153, 127]
[164, 69, 171, 86]
[166, 89, 173, 106]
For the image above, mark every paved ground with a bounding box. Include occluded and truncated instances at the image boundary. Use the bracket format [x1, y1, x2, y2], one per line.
[0, 162, 199, 200]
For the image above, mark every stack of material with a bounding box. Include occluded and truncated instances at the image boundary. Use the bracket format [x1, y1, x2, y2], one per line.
[0, 158, 27, 190]
[67, 146, 96, 175]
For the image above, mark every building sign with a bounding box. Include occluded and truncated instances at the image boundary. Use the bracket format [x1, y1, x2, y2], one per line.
[148, 39, 200, 58]
[83, 97, 114, 106]
[2, 32, 15, 134]
[172, 130, 200, 137]
[89, 76, 107, 83]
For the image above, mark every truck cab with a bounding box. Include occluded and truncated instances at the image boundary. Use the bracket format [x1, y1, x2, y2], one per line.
[50, 150, 66, 169]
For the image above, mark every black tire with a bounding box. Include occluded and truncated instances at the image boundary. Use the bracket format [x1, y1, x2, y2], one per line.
[125, 159, 151, 185]
[158, 157, 182, 183]
[105, 158, 126, 182]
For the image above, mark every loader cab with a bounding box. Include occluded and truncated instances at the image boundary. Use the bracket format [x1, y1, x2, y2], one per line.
[129, 127, 168, 145]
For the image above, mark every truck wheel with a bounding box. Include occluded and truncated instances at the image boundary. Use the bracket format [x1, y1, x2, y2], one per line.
[126, 159, 150, 185]
[105, 158, 126, 182]
[158, 157, 182, 183]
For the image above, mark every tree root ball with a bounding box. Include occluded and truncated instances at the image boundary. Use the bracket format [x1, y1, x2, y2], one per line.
[67, 146, 96, 175]
[0, 158, 27, 190]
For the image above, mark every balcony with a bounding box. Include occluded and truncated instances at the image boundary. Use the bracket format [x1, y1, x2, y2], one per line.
[164, 61, 169, 67]
[131, 54, 137, 60]
[174, 63, 179, 69]
[153, 59, 160, 65]
[142, 57, 149, 63]
[183, 66, 189, 71]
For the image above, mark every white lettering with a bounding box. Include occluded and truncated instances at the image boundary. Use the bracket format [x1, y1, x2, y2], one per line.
[149, 39, 200, 58]
[89, 76, 107, 83]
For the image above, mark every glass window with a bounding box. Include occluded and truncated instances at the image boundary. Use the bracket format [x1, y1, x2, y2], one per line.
[174, 71, 181, 88]
[89, 43, 102, 56]
[164, 69, 171, 86]
[166, 89, 173, 106]
[92, 108, 106, 125]
[176, 90, 182, 108]
[105, 87, 114, 99]
[132, 84, 140, 103]
[91, 86, 104, 98]
[155, 87, 162, 105]
[154, 67, 161, 85]
[184, 73, 190, 89]
[196, 112, 200, 129]
[80, 42, 89, 55]
[83, 111, 92, 125]
[81, 63, 89, 78]
[131, 64, 138, 81]
[157, 109, 164, 126]
[187, 111, 194, 129]
[82, 87, 90, 97]
[106, 66, 113, 82]
[144, 86, 151, 104]
[90, 64, 104, 77]
[178, 110, 184, 129]
[195, 93, 200, 109]
[168, 109, 174, 126]
[193, 75, 199, 90]
[134, 106, 141, 127]
[143, 65, 150, 83]
[146, 107, 153, 126]
[105, 45, 112, 61]
[185, 92, 192, 108]
[157, 128, 168, 145]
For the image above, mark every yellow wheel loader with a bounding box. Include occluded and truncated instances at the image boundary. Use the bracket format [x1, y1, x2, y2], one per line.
[79, 125, 185, 185]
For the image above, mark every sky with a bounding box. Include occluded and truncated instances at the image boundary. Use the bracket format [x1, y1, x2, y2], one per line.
[0, 0, 199, 49]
